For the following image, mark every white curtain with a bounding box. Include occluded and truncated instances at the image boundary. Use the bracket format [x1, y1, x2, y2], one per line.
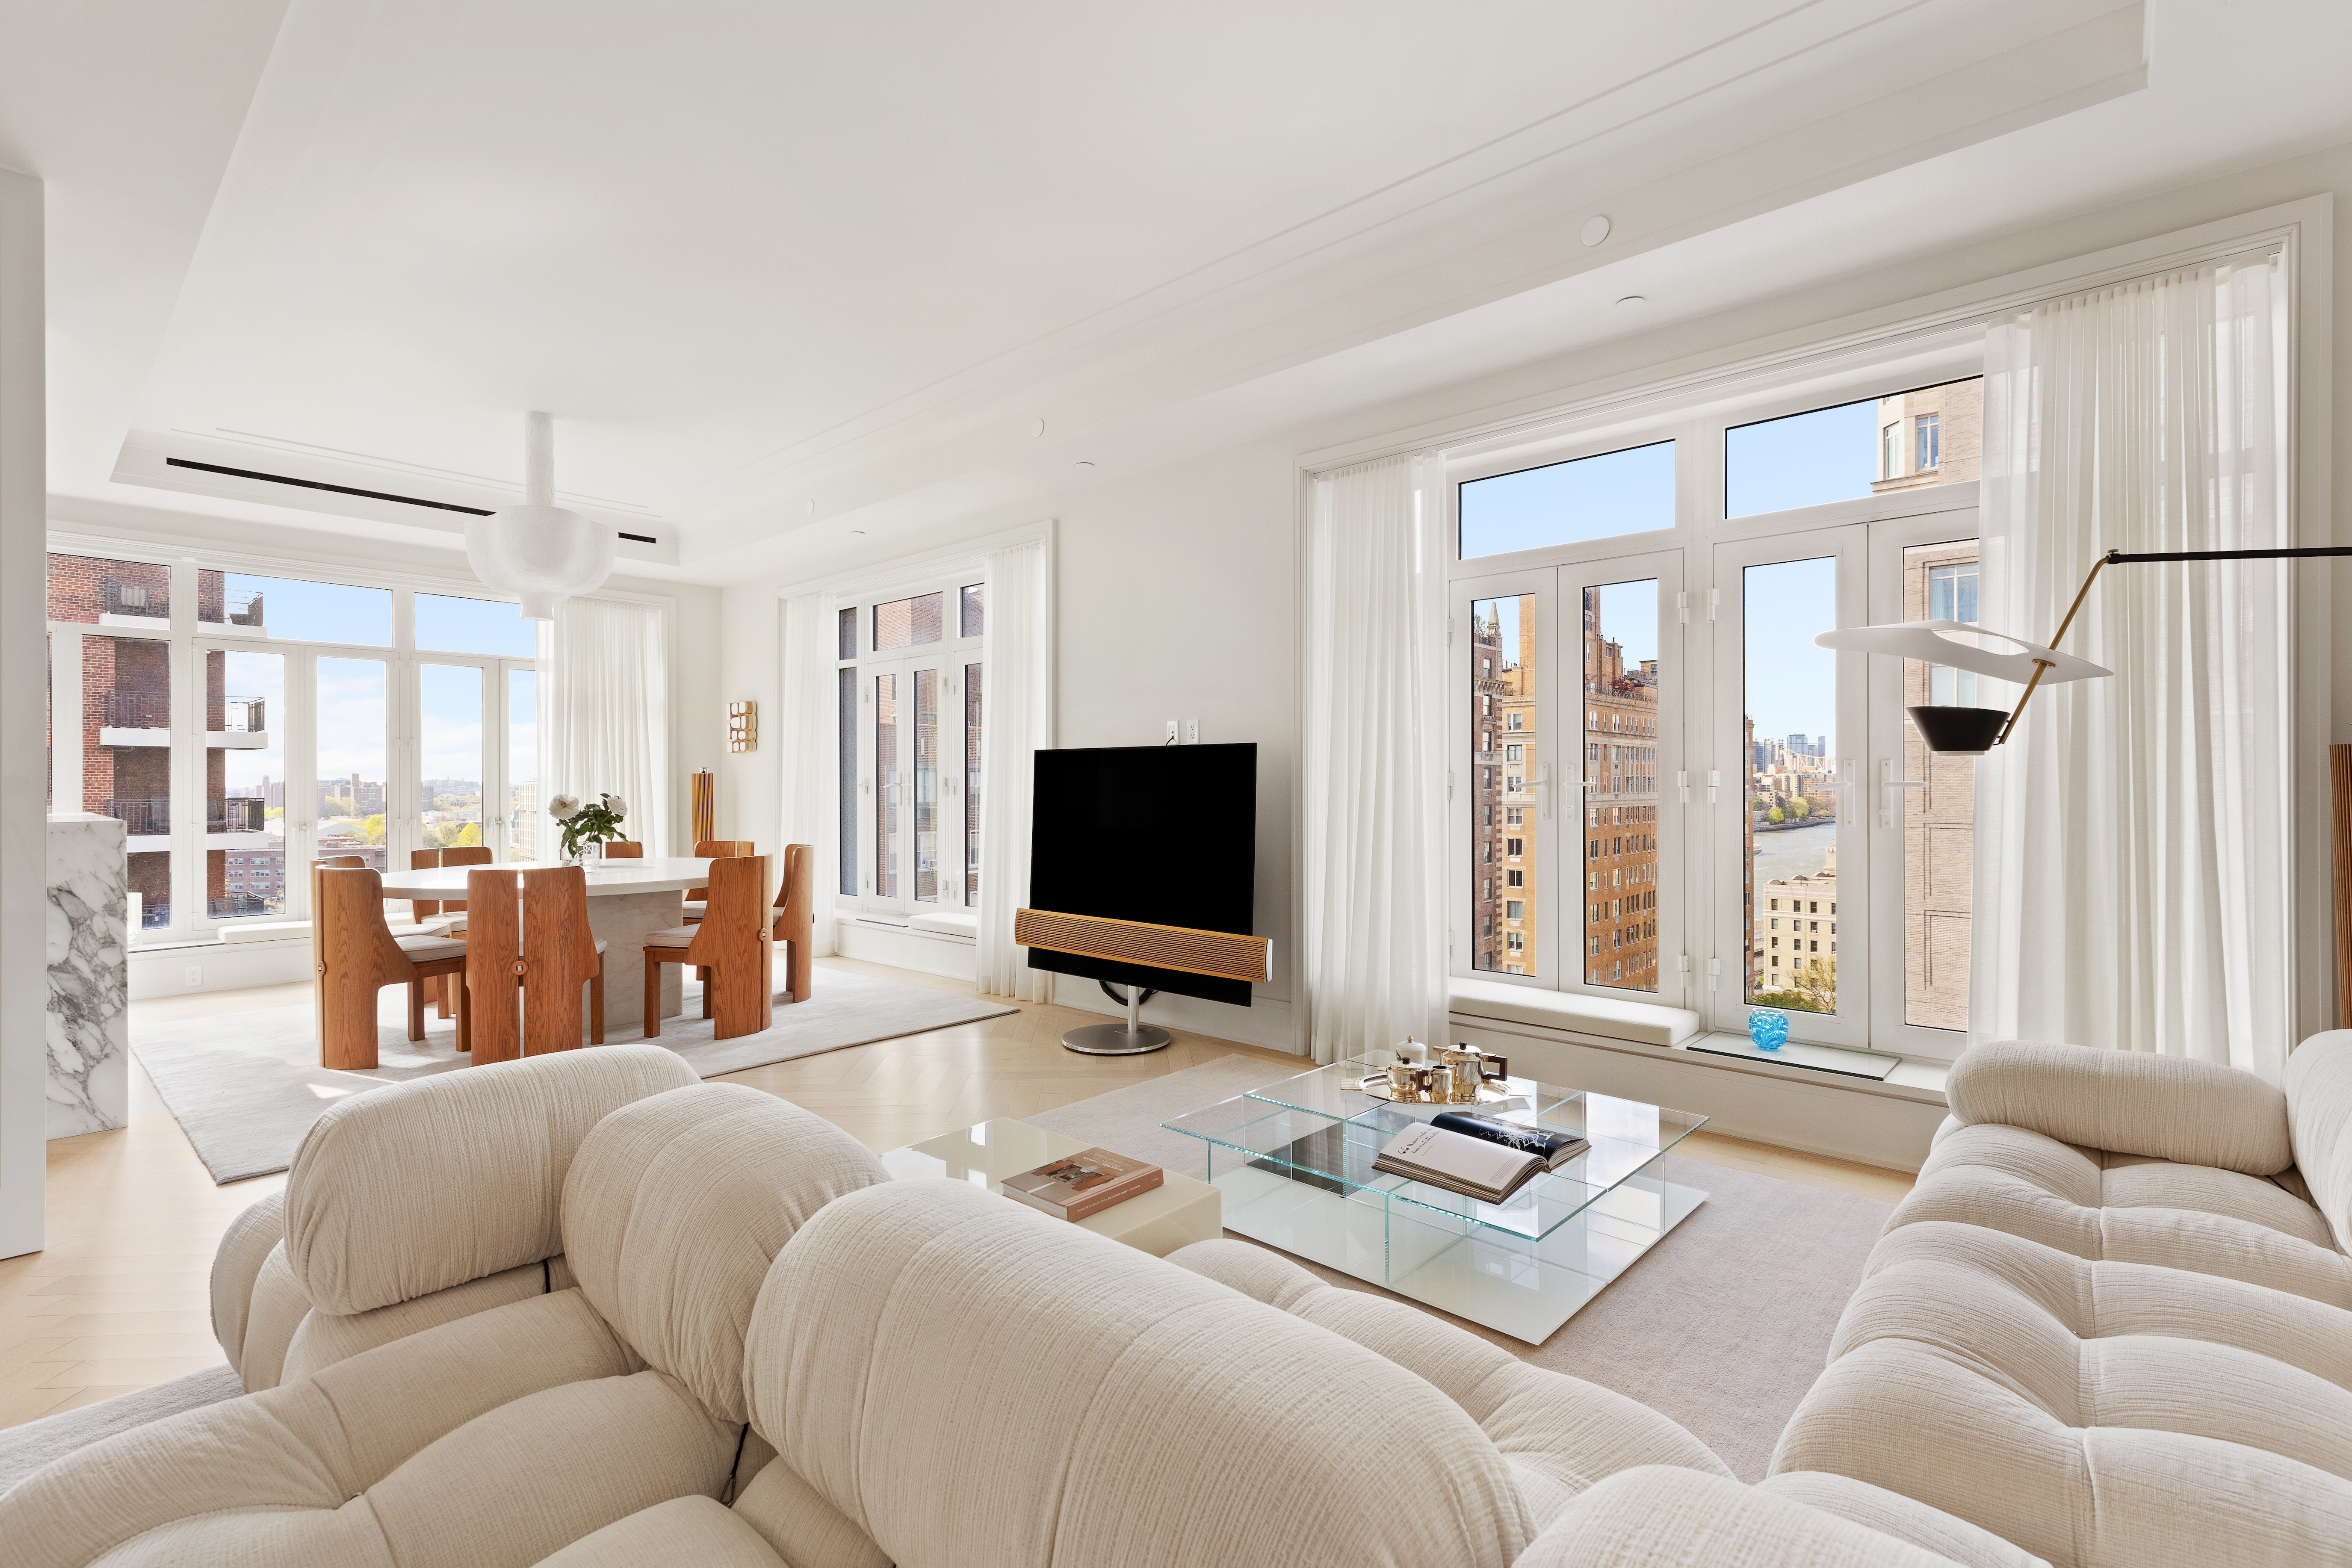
[546, 596, 671, 856]
[1301, 455, 1449, 1064]
[1974, 259, 2293, 1079]
[975, 537, 1053, 1000]
[777, 592, 835, 953]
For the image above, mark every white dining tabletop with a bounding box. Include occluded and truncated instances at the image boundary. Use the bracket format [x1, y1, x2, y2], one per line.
[376, 856, 716, 898]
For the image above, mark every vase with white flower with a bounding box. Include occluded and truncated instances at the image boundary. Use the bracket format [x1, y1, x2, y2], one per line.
[549, 791, 627, 865]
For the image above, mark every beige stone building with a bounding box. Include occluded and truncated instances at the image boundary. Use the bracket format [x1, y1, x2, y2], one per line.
[1872, 378, 1982, 494]
[1754, 846, 1838, 1001]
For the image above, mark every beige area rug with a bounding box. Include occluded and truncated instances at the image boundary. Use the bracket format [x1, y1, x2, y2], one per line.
[1030, 1056, 1890, 1482]
[134, 965, 1016, 1185]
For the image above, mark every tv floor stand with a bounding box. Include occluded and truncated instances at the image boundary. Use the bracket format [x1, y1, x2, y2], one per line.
[1063, 982, 1172, 1055]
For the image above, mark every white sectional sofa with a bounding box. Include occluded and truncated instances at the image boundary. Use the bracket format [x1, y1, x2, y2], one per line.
[6, 1046, 2029, 1568]
[1774, 1033, 2352, 1568]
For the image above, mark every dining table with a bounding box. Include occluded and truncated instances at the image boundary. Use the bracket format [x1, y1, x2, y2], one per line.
[376, 856, 716, 1038]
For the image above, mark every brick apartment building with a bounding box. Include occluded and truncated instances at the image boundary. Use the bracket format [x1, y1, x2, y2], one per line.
[46, 554, 275, 927]
[1579, 591, 1659, 991]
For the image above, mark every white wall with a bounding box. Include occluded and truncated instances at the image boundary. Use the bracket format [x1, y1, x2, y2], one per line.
[1, 166, 45, 1257]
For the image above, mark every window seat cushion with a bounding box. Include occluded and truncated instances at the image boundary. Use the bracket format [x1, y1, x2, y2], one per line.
[1449, 978, 1700, 1048]
[908, 911, 978, 940]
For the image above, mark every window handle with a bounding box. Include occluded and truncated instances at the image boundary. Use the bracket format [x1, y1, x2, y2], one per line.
[1878, 756, 1927, 829]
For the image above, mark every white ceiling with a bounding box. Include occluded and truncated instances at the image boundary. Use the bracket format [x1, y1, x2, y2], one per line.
[6, 0, 2351, 583]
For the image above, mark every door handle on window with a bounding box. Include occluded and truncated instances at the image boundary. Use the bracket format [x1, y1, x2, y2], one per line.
[1878, 756, 1927, 829]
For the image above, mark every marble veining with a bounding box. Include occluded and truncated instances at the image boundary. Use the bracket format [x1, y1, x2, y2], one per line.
[47, 814, 129, 1138]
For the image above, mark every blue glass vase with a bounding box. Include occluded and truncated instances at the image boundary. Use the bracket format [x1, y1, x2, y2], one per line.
[1748, 1009, 1790, 1052]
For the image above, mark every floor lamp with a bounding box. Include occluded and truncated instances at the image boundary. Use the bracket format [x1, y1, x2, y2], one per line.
[1819, 545, 2352, 755]
[1818, 543, 2352, 1023]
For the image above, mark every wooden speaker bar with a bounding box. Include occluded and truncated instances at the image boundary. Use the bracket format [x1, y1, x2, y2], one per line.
[1016, 908, 1271, 986]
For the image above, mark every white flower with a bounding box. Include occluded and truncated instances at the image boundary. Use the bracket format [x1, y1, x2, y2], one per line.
[604, 794, 627, 820]
[548, 794, 581, 821]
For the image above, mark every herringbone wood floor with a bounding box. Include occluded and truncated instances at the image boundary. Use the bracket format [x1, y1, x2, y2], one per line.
[0, 955, 1910, 1429]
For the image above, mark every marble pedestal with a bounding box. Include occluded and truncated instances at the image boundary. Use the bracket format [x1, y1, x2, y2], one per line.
[585, 890, 685, 1036]
[47, 814, 128, 1137]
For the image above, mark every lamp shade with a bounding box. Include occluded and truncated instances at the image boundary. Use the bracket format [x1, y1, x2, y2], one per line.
[464, 411, 616, 621]
[1812, 620, 2110, 685]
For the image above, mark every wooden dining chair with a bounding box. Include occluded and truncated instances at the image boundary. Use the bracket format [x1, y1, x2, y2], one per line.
[413, 845, 494, 1018]
[771, 843, 814, 1004]
[311, 865, 470, 1070]
[462, 866, 523, 1065]
[520, 865, 605, 1055]
[600, 841, 644, 859]
[644, 855, 771, 1041]
[683, 839, 753, 922]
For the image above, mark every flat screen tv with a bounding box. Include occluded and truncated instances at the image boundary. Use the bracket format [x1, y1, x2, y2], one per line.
[1026, 743, 1257, 1006]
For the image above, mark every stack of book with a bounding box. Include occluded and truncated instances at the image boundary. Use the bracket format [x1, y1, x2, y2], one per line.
[1371, 1114, 1588, 1205]
[1001, 1147, 1163, 1221]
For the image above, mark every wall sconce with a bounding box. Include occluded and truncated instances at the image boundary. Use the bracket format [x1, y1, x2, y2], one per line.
[728, 701, 758, 753]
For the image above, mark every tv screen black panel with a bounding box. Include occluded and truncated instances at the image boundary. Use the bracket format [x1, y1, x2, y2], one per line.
[1026, 743, 1256, 1006]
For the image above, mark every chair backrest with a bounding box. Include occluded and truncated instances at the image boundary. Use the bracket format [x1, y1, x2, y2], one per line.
[313, 854, 367, 871]
[438, 843, 493, 912]
[774, 843, 813, 915]
[601, 841, 644, 859]
[311, 866, 411, 983]
[688, 839, 751, 902]
[687, 854, 768, 957]
[464, 866, 526, 1064]
[519, 865, 601, 1056]
[408, 848, 443, 921]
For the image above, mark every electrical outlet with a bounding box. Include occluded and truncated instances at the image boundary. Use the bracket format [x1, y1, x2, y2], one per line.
[1165, 719, 1179, 744]
[1184, 719, 1199, 744]
[183, 965, 202, 987]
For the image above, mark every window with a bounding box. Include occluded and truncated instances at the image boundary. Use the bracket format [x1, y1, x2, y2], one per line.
[1459, 440, 1674, 559]
[1901, 540, 1979, 1032]
[44, 554, 551, 942]
[1581, 579, 1661, 993]
[1506, 712, 1522, 731]
[1725, 378, 1980, 516]
[1505, 900, 1524, 920]
[417, 592, 537, 657]
[838, 573, 987, 914]
[874, 593, 943, 650]
[219, 573, 393, 646]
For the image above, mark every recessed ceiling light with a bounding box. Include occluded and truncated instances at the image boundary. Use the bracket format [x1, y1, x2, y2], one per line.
[1031, 418, 1047, 438]
[1581, 216, 1611, 247]
[1616, 294, 1648, 311]
[1075, 460, 1096, 470]
[850, 528, 867, 535]
[805, 499, 816, 514]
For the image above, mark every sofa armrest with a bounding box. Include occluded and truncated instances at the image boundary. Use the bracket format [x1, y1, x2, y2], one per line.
[1946, 1040, 2291, 1175]
[1517, 1467, 1977, 1567]
[210, 1189, 285, 1376]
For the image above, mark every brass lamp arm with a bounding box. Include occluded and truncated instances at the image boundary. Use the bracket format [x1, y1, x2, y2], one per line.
[1994, 545, 2352, 746]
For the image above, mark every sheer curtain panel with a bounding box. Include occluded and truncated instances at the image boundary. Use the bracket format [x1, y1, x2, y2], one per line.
[776, 592, 833, 953]
[1974, 260, 2293, 1079]
[1302, 455, 1448, 1064]
[547, 596, 671, 857]
[975, 538, 1052, 1001]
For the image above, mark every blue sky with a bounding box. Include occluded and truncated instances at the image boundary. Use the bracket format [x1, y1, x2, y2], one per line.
[224, 576, 535, 795]
[1458, 395, 1902, 745]
[1460, 440, 1674, 559]
[1742, 556, 1837, 744]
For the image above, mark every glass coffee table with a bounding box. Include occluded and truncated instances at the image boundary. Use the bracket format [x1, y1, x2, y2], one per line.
[1163, 1059, 1707, 1344]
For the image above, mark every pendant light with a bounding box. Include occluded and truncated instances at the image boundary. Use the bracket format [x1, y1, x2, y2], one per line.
[464, 410, 616, 621]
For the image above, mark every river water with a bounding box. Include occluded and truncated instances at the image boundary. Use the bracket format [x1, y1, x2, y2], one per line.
[1751, 821, 1836, 886]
